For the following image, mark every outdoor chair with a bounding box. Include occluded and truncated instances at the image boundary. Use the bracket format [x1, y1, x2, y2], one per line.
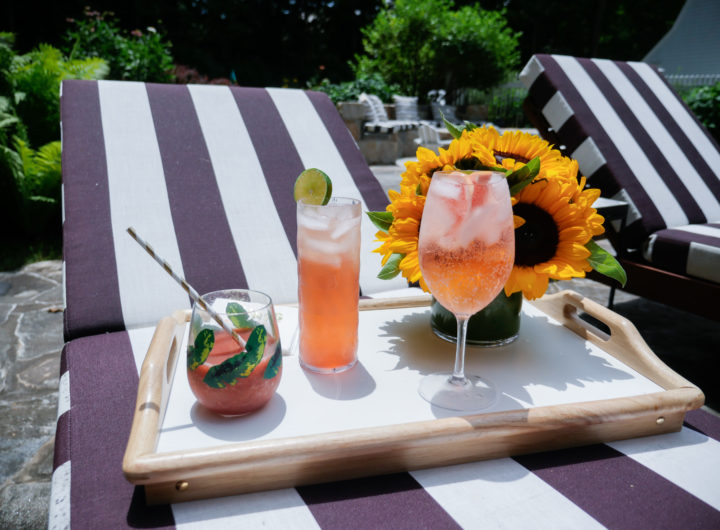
[358, 92, 418, 135]
[520, 54, 720, 321]
[50, 79, 720, 528]
[414, 122, 452, 151]
[51, 79, 410, 527]
[431, 102, 462, 125]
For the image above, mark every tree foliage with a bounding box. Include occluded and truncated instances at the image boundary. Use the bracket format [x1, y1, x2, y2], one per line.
[683, 82, 720, 144]
[468, 0, 685, 65]
[355, 0, 520, 103]
[0, 32, 108, 237]
[63, 8, 174, 83]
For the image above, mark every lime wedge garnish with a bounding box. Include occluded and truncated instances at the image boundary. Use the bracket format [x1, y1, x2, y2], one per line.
[294, 168, 332, 205]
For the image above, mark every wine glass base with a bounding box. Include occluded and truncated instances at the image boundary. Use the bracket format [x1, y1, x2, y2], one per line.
[419, 373, 498, 412]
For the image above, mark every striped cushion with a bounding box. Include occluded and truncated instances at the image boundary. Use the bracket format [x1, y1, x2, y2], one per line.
[358, 92, 389, 122]
[61, 80, 408, 340]
[520, 54, 720, 248]
[643, 223, 720, 284]
[49, 322, 720, 528]
[363, 120, 419, 134]
[393, 95, 420, 121]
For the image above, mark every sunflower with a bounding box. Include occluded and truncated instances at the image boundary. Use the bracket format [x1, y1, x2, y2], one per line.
[370, 124, 613, 300]
[374, 134, 478, 288]
[468, 126, 573, 182]
[505, 175, 604, 299]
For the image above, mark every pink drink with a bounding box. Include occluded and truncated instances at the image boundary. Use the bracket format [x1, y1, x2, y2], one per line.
[297, 197, 361, 373]
[419, 171, 515, 316]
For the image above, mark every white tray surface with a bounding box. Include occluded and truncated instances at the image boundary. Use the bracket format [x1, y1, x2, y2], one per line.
[150, 303, 663, 454]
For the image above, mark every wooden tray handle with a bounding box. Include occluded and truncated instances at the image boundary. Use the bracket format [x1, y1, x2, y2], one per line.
[531, 290, 702, 394]
[123, 310, 187, 475]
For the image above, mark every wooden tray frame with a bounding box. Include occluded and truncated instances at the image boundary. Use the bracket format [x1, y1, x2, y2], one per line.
[123, 290, 704, 504]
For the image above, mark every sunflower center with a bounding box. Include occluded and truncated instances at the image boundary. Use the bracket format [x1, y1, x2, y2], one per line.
[513, 203, 559, 266]
[495, 151, 530, 164]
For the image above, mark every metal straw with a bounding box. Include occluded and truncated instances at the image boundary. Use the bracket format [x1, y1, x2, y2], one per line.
[126, 226, 245, 348]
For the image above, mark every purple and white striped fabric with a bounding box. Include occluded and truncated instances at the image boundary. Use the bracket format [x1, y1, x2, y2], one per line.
[61, 80, 408, 341]
[49, 324, 720, 529]
[644, 223, 720, 283]
[519, 54, 720, 250]
[53, 79, 720, 529]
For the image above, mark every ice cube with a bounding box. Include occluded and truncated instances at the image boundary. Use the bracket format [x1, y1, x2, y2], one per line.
[430, 177, 462, 200]
[298, 210, 332, 232]
[330, 217, 360, 240]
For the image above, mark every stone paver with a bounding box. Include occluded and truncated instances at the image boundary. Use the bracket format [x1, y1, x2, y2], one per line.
[0, 261, 63, 529]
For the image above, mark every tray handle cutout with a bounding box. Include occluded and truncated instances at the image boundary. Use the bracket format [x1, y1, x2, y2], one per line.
[532, 290, 703, 395]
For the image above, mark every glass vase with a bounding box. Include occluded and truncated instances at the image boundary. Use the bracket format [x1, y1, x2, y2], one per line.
[430, 290, 522, 346]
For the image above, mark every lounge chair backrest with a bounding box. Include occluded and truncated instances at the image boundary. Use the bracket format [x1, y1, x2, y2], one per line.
[393, 95, 420, 121]
[417, 123, 440, 145]
[61, 80, 405, 340]
[358, 93, 389, 123]
[520, 54, 720, 248]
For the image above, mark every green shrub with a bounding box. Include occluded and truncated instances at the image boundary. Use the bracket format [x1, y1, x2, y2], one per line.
[0, 32, 108, 238]
[64, 7, 174, 83]
[312, 73, 401, 104]
[484, 84, 530, 128]
[683, 82, 720, 144]
[356, 0, 520, 104]
[9, 43, 108, 146]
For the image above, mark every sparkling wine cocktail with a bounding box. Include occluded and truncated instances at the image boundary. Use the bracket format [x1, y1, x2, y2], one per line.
[297, 197, 361, 373]
[418, 171, 515, 411]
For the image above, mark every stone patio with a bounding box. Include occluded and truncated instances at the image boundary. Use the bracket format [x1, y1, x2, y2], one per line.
[0, 261, 63, 529]
[1, 167, 718, 527]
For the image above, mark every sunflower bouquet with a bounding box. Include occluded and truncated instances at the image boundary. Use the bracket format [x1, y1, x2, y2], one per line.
[367, 121, 626, 300]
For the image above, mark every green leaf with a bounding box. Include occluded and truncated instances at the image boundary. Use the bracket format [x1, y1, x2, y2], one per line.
[187, 328, 214, 370]
[586, 240, 627, 287]
[0, 116, 19, 129]
[506, 156, 541, 196]
[444, 115, 465, 139]
[366, 211, 394, 232]
[226, 302, 255, 329]
[378, 253, 403, 280]
[263, 347, 282, 379]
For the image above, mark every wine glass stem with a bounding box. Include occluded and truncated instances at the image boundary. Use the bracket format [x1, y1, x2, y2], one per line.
[450, 315, 470, 385]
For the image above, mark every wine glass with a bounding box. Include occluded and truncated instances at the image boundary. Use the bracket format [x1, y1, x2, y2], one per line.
[418, 170, 515, 411]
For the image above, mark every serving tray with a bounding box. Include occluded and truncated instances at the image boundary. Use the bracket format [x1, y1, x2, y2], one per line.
[123, 290, 704, 504]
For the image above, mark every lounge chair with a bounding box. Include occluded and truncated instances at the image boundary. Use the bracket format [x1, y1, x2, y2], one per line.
[52, 79, 409, 526]
[50, 79, 720, 528]
[520, 54, 720, 321]
[414, 122, 452, 151]
[358, 92, 418, 135]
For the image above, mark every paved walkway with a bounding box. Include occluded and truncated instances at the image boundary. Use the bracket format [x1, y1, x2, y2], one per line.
[1, 169, 718, 526]
[1, 261, 63, 529]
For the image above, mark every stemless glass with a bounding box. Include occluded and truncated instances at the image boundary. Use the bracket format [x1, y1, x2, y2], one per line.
[186, 289, 282, 415]
[418, 171, 515, 411]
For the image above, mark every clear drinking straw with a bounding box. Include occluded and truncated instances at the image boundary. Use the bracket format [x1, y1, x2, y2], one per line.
[126, 227, 246, 348]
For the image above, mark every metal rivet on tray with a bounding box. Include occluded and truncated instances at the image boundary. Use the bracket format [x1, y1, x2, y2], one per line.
[176, 481, 189, 492]
[656, 417, 665, 425]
